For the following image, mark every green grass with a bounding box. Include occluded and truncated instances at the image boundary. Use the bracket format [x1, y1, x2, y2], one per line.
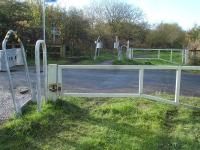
[74, 51, 114, 65]
[0, 97, 200, 150]
[28, 57, 70, 65]
[132, 50, 183, 64]
[27, 50, 115, 65]
[27, 50, 185, 66]
[113, 59, 175, 65]
[113, 50, 184, 65]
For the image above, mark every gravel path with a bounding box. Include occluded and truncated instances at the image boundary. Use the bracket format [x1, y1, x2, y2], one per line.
[0, 87, 31, 122]
[0, 66, 37, 122]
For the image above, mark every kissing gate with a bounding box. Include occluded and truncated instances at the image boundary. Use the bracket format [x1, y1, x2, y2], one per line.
[2, 30, 200, 116]
[1, 31, 48, 115]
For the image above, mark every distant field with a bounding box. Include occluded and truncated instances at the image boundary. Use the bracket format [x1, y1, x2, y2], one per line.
[0, 96, 199, 149]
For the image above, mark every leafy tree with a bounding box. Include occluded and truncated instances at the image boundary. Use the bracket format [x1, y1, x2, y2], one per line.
[186, 25, 200, 43]
[146, 23, 186, 48]
[0, 0, 31, 41]
[62, 8, 92, 56]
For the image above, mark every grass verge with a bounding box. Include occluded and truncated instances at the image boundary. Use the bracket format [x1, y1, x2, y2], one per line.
[0, 97, 200, 150]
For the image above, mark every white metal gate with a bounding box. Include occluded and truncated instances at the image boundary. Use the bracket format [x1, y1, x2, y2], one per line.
[127, 48, 188, 64]
[47, 65, 200, 109]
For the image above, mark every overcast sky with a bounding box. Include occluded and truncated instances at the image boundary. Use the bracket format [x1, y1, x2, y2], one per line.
[50, 0, 200, 30]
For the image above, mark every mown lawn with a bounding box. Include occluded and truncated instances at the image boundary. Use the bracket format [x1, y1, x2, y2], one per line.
[0, 97, 200, 150]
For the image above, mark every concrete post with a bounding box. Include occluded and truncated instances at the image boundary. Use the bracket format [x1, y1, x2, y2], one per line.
[185, 49, 189, 64]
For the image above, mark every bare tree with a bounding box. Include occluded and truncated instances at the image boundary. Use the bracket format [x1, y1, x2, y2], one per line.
[85, 0, 145, 35]
[86, 0, 144, 23]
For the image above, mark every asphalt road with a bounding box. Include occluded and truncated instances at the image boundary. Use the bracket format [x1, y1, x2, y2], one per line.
[62, 69, 200, 97]
[0, 66, 200, 97]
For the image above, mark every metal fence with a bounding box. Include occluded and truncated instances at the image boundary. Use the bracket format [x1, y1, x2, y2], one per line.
[126, 48, 189, 65]
[47, 65, 200, 109]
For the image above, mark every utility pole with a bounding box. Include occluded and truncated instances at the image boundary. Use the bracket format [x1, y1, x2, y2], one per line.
[42, 0, 57, 42]
[42, 0, 46, 42]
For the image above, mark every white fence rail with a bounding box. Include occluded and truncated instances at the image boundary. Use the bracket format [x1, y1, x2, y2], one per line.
[48, 65, 200, 108]
[126, 48, 188, 64]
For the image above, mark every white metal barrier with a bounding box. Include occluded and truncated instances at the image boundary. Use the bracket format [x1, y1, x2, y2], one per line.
[94, 36, 103, 60]
[35, 40, 48, 112]
[47, 65, 200, 109]
[127, 48, 188, 64]
[2, 30, 33, 115]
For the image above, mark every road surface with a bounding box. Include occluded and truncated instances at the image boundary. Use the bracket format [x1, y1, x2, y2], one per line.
[0, 66, 200, 97]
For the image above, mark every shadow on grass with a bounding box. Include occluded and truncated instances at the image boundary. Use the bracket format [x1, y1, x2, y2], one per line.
[0, 98, 200, 150]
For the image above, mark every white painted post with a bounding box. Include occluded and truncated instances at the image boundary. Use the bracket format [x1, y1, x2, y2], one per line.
[181, 50, 184, 64]
[127, 40, 131, 59]
[158, 50, 160, 59]
[96, 38, 103, 58]
[58, 66, 63, 94]
[175, 69, 181, 105]
[139, 68, 144, 95]
[170, 50, 173, 62]
[185, 49, 189, 64]
[94, 47, 97, 60]
[48, 64, 58, 101]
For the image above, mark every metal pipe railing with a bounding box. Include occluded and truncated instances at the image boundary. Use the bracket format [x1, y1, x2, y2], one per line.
[35, 40, 48, 112]
[2, 30, 32, 115]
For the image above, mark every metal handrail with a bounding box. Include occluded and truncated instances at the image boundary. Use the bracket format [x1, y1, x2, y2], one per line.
[35, 40, 48, 112]
[2, 30, 32, 115]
